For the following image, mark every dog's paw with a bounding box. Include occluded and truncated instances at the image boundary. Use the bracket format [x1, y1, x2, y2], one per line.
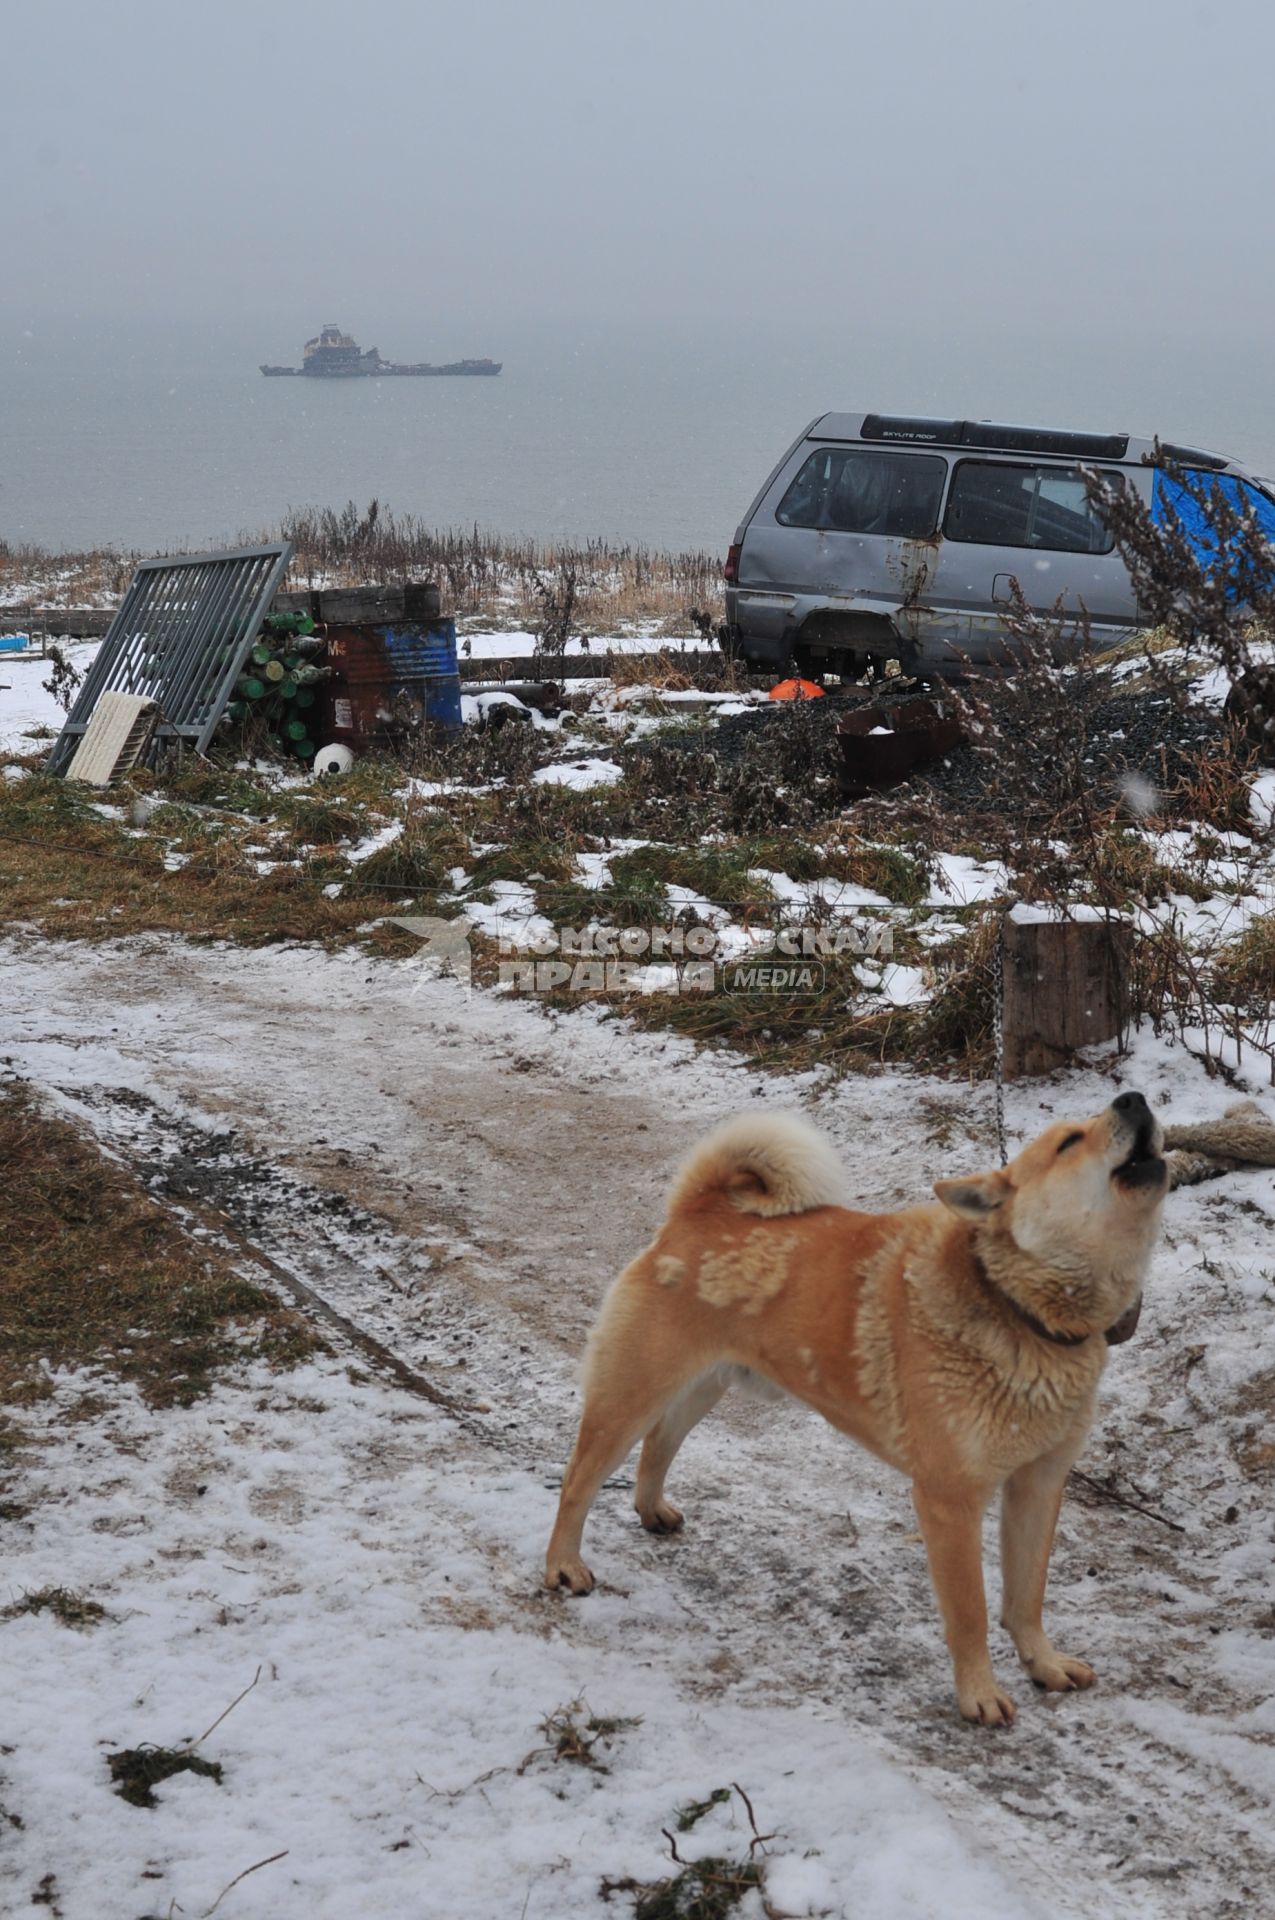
[1027, 1652, 1096, 1694]
[545, 1557, 595, 1595]
[637, 1499, 684, 1535]
[957, 1678, 1017, 1727]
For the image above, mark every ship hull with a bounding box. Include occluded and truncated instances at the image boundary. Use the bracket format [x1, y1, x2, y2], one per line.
[260, 360, 501, 377]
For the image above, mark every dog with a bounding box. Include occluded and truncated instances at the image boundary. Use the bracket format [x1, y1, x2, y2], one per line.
[545, 1093, 1167, 1725]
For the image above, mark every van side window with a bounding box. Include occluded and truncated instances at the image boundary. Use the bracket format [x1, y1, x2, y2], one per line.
[945, 462, 1115, 553]
[775, 448, 945, 538]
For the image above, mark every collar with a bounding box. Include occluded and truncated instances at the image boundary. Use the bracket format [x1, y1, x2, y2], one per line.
[973, 1251, 1095, 1349]
[976, 1254, 1143, 1348]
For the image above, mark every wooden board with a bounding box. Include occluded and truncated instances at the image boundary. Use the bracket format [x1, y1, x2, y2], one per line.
[0, 609, 116, 638]
[1001, 916, 1131, 1078]
[273, 584, 443, 624]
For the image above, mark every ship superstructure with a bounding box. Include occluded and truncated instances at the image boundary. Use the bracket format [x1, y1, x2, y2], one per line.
[261, 324, 500, 377]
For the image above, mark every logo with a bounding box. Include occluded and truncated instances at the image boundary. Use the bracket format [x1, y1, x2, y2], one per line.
[393, 915, 891, 998]
[392, 915, 474, 994]
[497, 919, 888, 996]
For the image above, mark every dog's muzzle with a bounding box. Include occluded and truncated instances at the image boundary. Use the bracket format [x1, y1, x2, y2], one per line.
[1110, 1091, 1167, 1191]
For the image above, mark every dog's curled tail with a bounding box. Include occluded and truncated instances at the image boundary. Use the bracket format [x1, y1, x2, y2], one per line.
[666, 1111, 847, 1220]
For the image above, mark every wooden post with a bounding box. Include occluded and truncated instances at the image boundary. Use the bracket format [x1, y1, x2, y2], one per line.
[1001, 912, 1130, 1079]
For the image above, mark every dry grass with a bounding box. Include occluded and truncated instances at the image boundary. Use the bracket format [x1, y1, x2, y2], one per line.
[0, 770, 455, 949]
[277, 505, 725, 636]
[520, 1699, 642, 1776]
[1166, 732, 1266, 835]
[0, 540, 138, 608]
[0, 1082, 319, 1414]
[107, 1745, 223, 1810]
[598, 1782, 773, 1919]
[607, 647, 739, 692]
[1209, 914, 1275, 1014]
[1, 1586, 107, 1629]
[2, 517, 725, 638]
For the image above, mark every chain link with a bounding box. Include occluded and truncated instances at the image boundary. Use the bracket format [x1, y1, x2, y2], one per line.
[992, 914, 1008, 1168]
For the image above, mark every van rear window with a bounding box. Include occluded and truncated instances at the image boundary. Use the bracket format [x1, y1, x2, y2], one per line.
[945, 462, 1116, 553]
[775, 448, 945, 538]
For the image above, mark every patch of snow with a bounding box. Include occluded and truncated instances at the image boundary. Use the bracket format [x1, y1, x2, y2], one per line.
[0, 1356, 1064, 1920]
[879, 963, 929, 1005]
[0, 640, 100, 753]
[532, 758, 623, 790]
[1008, 903, 1119, 925]
[574, 851, 613, 891]
[749, 870, 891, 913]
[927, 852, 1009, 906]
[463, 878, 556, 950]
[1250, 770, 1275, 834]
[346, 820, 403, 864]
[403, 776, 480, 800]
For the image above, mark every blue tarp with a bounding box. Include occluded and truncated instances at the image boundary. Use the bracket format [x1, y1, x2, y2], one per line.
[1151, 468, 1275, 586]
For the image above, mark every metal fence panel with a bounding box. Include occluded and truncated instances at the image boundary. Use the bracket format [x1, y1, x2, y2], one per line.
[48, 543, 294, 773]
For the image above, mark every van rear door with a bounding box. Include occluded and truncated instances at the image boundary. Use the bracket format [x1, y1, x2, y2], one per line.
[741, 440, 948, 633]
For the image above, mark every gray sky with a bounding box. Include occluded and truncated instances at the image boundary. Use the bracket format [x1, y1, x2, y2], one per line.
[5, 0, 1274, 343]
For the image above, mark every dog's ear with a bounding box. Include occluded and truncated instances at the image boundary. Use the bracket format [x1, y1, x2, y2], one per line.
[933, 1170, 1010, 1218]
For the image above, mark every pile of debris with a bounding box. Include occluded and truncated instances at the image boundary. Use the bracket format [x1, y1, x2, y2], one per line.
[912, 679, 1228, 812]
[622, 669, 1233, 819]
[224, 611, 327, 760]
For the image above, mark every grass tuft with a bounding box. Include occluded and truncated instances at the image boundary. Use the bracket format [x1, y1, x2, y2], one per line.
[521, 1698, 642, 1775]
[1, 1586, 106, 1629]
[107, 1745, 223, 1810]
[600, 1855, 764, 1918]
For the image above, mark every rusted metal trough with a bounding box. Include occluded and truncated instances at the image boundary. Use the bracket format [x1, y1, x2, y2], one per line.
[836, 695, 965, 797]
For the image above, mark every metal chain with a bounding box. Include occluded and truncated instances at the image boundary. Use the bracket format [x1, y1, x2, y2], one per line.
[992, 914, 1008, 1168]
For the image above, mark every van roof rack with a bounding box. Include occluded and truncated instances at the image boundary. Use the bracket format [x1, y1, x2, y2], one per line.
[859, 414, 1131, 461]
[1155, 442, 1229, 471]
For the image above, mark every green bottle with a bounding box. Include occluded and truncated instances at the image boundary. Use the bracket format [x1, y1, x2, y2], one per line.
[235, 675, 266, 700]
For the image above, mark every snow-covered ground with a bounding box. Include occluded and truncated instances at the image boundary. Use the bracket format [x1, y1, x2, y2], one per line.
[3, 626, 1275, 1917]
[0, 638, 99, 754]
[2, 934, 1274, 1919]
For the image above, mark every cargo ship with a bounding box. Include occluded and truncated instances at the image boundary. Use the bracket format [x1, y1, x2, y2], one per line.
[261, 323, 501, 377]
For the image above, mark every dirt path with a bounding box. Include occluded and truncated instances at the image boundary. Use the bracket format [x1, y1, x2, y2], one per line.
[4, 932, 1273, 1917]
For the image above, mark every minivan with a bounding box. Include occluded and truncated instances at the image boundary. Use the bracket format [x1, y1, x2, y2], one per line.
[724, 412, 1275, 680]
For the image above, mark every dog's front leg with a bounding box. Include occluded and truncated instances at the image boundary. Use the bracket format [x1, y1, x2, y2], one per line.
[912, 1481, 1014, 1726]
[1000, 1433, 1096, 1696]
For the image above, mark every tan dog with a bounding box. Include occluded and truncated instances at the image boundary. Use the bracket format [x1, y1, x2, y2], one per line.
[545, 1093, 1167, 1725]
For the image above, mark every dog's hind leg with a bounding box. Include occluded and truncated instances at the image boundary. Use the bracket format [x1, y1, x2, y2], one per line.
[1000, 1431, 1095, 1696]
[634, 1368, 731, 1534]
[545, 1330, 706, 1595]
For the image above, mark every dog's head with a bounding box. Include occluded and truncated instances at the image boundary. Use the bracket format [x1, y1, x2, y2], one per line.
[933, 1092, 1167, 1305]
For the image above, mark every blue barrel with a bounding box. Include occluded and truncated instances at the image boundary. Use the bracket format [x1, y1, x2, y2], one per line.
[382, 618, 462, 732]
[391, 618, 466, 729]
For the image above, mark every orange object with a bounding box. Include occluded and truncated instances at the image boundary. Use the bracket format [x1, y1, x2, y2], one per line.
[768, 677, 825, 702]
